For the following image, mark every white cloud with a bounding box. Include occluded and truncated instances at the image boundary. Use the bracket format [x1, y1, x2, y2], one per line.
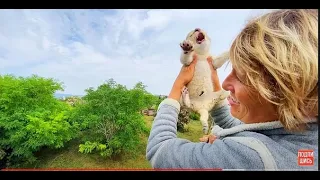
[0, 9, 272, 95]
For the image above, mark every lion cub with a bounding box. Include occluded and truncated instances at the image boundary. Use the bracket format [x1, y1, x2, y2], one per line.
[179, 28, 230, 134]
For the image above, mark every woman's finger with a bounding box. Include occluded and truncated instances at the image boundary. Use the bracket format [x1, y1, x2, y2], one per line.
[193, 54, 198, 61]
[207, 56, 213, 65]
[188, 60, 197, 71]
[208, 135, 217, 144]
[190, 54, 198, 66]
[199, 135, 209, 142]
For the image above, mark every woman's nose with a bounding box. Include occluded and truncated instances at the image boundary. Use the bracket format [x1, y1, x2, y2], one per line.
[222, 74, 233, 92]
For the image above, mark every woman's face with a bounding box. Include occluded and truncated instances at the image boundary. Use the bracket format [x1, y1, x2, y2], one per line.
[222, 67, 278, 123]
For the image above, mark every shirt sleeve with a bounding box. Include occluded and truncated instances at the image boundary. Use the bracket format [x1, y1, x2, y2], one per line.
[209, 100, 243, 129]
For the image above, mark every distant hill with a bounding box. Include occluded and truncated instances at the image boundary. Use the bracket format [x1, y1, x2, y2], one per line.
[54, 93, 83, 99]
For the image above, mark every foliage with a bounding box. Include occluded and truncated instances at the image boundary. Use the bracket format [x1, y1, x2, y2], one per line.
[154, 96, 166, 110]
[0, 149, 5, 160]
[70, 79, 156, 158]
[177, 106, 192, 132]
[151, 96, 167, 117]
[189, 111, 200, 121]
[79, 141, 110, 157]
[178, 107, 201, 132]
[63, 96, 83, 107]
[0, 74, 79, 167]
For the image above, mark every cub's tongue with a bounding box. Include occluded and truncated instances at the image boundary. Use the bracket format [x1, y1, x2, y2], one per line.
[197, 33, 205, 42]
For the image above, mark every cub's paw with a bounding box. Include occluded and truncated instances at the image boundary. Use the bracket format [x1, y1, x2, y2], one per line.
[219, 90, 230, 100]
[180, 40, 194, 54]
[202, 126, 209, 135]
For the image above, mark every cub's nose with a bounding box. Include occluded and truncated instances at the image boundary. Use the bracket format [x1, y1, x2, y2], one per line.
[195, 28, 201, 32]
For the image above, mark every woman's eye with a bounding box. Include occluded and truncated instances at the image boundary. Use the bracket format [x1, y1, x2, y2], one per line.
[232, 69, 244, 83]
[237, 76, 244, 83]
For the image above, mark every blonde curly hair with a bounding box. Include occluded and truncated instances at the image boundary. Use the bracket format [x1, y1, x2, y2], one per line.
[230, 9, 318, 131]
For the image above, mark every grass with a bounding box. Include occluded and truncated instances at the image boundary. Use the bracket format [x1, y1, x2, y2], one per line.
[177, 120, 204, 142]
[27, 116, 203, 169]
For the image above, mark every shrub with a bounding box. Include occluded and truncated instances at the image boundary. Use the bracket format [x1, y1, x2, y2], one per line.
[71, 79, 155, 158]
[189, 111, 200, 121]
[0, 74, 78, 167]
[177, 106, 192, 132]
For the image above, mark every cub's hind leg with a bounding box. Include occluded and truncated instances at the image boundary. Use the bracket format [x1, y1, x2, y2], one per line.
[216, 89, 230, 101]
[182, 86, 191, 108]
[209, 90, 230, 104]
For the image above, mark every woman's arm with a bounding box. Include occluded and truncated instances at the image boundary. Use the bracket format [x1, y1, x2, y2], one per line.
[210, 100, 243, 129]
[146, 99, 263, 169]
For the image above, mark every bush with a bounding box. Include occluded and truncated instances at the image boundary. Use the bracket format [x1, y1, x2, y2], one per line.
[63, 96, 83, 107]
[189, 112, 200, 121]
[0, 149, 5, 161]
[0, 74, 78, 167]
[177, 107, 202, 132]
[177, 106, 192, 132]
[71, 79, 156, 158]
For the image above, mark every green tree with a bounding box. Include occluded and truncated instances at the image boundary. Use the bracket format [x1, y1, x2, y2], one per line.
[0, 74, 78, 167]
[72, 79, 155, 158]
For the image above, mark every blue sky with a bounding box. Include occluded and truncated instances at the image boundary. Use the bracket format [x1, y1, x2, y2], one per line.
[0, 9, 273, 96]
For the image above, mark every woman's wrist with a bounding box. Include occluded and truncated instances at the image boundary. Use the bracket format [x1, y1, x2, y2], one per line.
[168, 80, 185, 101]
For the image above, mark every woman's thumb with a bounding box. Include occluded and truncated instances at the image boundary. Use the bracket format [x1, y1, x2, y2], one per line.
[193, 54, 197, 61]
[191, 54, 198, 66]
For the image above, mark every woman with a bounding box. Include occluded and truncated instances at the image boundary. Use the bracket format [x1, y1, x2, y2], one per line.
[146, 9, 318, 170]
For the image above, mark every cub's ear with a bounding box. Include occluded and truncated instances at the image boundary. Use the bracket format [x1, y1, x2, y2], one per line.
[186, 29, 196, 39]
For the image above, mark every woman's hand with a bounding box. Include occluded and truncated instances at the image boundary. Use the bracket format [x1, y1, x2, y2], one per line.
[207, 57, 222, 92]
[199, 134, 217, 144]
[168, 55, 198, 101]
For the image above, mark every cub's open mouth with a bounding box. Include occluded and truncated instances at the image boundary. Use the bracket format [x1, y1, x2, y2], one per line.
[196, 32, 205, 44]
